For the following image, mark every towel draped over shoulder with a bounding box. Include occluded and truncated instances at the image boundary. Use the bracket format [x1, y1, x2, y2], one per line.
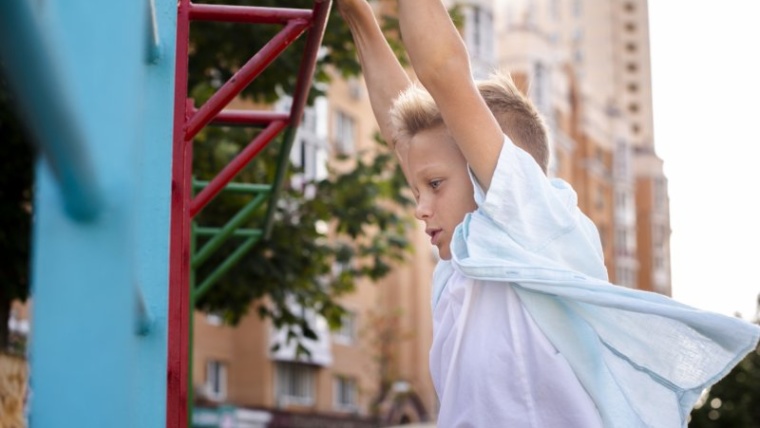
[447, 135, 760, 428]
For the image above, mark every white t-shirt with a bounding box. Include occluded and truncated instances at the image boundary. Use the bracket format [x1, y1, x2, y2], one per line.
[429, 137, 604, 427]
[430, 136, 760, 427]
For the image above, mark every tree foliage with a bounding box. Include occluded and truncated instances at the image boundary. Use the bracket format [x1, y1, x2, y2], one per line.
[188, 0, 414, 342]
[688, 324, 760, 427]
[192, 128, 413, 335]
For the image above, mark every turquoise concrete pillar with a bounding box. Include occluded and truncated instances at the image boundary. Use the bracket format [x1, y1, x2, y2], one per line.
[136, 0, 178, 426]
[24, 1, 177, 427]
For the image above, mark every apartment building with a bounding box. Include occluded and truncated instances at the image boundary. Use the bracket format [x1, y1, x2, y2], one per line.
[192, 0, 671, 426]
[492, 0, 670, 291]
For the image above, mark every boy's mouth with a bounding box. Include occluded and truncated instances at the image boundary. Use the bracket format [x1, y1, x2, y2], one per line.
[426, 228, 443, 246]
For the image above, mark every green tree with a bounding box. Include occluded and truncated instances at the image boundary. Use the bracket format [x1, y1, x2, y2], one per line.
[688, 318, 760, 427]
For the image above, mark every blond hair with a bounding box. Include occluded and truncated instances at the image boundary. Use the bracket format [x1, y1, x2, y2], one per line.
[390, 71, 550, 174]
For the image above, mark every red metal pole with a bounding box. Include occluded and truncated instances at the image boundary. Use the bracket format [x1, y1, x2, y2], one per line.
[167, 1, 192, 427]
[206, 109, 289, 126]
[263, 0, 333, 238]
[168, 2, 332, 427]
[190, 119, 287, 218]
[189, 3, 312, 24]
[289, 0, 332, 128]
[184, 19, 309, 141]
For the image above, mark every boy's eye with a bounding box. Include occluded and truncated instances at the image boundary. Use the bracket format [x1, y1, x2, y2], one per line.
[429, 179, 442, 189]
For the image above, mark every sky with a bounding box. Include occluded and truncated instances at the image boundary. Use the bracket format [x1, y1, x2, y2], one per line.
[648, 1, 760, 320]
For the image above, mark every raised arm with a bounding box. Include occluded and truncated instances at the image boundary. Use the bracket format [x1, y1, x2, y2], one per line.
[337, 0, 411, 148]
[397, 0, 503, 190]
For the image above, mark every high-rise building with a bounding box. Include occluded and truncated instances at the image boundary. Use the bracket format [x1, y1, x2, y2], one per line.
[492, 0, 670, 291]
[192, 0, 671, 425]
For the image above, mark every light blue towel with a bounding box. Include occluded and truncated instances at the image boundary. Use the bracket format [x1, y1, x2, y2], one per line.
[442, 136, 760, 427]
[449, 193, 760, 428]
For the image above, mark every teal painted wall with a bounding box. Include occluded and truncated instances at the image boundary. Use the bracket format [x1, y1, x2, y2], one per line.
[27, 1, 177, 427]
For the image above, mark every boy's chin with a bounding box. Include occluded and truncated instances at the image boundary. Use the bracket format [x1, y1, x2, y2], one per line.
[433, 245, 451, 261]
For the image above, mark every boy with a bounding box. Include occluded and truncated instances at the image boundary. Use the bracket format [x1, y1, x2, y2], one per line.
[337, 0, 760, 427]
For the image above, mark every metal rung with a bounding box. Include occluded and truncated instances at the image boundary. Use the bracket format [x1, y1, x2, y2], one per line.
[189, 3, 312, 24]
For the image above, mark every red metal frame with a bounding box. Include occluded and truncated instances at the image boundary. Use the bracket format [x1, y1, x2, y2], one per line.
[167, 1, 332, 427]
[183, 19, 308, 141]
[206, 109, 290, 126]
[189, 4, 313, 24]
[190, 119, 286, 217]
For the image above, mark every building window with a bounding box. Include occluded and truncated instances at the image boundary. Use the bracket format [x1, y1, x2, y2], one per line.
[532, 62, 550, 114]
[627, 62, 638, 73]
[574, 49, 584, 64]
[616, 228, 627, 251]
[626, 42, 637, 53]
[333, 110, 356, 155]
[595, 184, 605, 210]
[549, 0, 560, 21]
[628, 102, 639, 113]
[573, 0, 583, 17]
[333, 311, 357, 346]
[616, 266, 627, 287]
[614, 139, 631, 179]
[276, 362, 316, 407]
[654, 251, 665, 270]
[334, 376, 358, 411]
[625, 22, 636, 32]
[464, 5, 494, 64]
[205, 313, 223, 326]
[289, 96, 329, 194]
[616, 266, 636, 288]
[627, 82, 638, 93]
[205, 360, 227, 401]
[654, 177, 668, 210]
[631, 123, 641, 134]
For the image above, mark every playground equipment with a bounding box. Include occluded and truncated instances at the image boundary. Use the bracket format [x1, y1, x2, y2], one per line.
[0, 0, 331, 426]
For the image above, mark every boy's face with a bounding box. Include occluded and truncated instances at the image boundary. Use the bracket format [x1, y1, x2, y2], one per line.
[402, 125, 477, 260]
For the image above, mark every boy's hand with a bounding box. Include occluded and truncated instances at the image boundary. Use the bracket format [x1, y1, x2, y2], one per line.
[336, 0, 370, 17]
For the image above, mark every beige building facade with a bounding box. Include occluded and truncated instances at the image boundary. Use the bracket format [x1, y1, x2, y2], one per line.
[192, 0, 671, 426]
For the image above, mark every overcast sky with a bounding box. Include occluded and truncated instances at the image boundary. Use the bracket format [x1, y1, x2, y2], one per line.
[648, 1, 760, 320]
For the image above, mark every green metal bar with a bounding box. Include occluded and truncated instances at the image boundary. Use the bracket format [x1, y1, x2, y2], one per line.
[263, 126, 297, 239]
[191, 192, 268, 269]
[193, 179, 271, 194]
[195, 227, 262, 238]
[193, 233, 262, 301]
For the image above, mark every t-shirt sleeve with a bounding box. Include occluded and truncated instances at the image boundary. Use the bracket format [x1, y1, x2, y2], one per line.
[468, 135, 579, 252]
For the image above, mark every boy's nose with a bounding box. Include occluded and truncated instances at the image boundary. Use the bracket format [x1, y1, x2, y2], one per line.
[414, 199, 432, 220]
